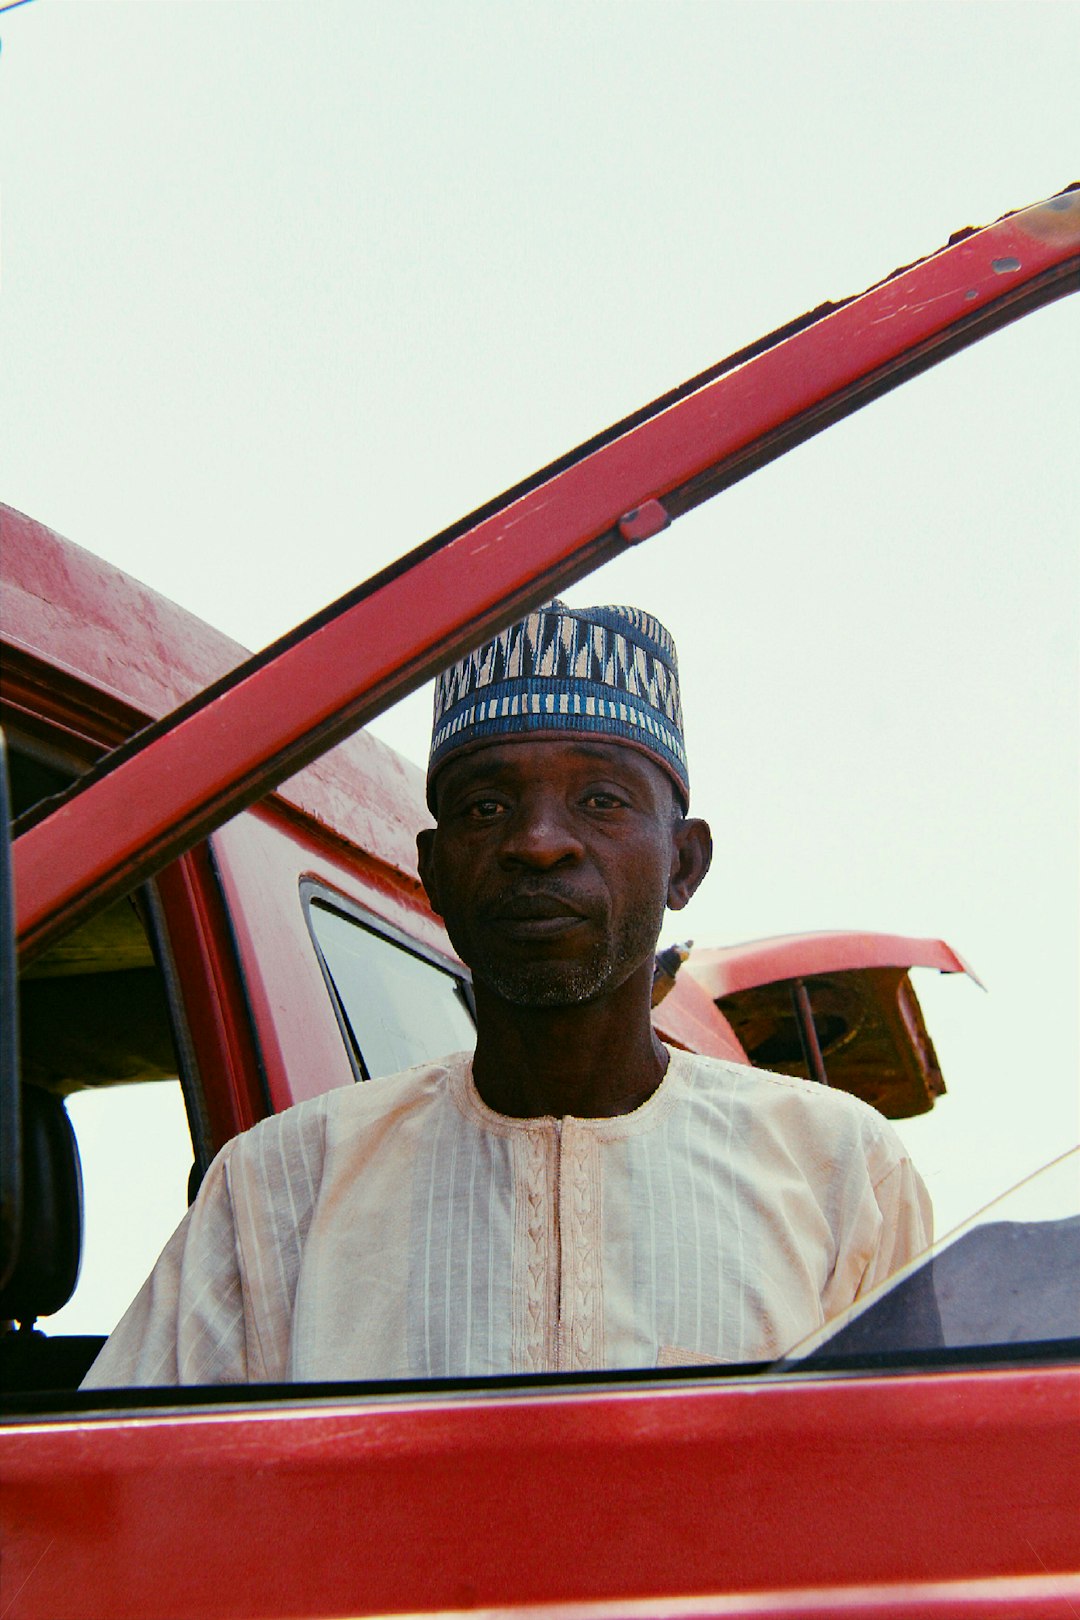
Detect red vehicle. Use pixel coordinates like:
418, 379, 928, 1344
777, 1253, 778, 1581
1, 190, 1077, 1619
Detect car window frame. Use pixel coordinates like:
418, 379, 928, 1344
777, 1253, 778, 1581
300, 877, 475, 1083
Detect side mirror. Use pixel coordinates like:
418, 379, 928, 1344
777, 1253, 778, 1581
0, 729, 22, 1290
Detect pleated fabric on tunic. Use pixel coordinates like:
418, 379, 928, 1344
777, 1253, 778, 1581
82, 1048, 931, 1387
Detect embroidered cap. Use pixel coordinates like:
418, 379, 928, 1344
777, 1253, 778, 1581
427, 601, 689, 810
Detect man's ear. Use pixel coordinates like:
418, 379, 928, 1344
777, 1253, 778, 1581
416, 828, 443, 917
667, 818, 712, 912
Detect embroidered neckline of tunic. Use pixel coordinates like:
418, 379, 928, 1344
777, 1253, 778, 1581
448, 1045, 690, 1140
448, 1049, 685, 1373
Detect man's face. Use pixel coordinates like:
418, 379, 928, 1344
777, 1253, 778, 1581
417, 739, 710, 1009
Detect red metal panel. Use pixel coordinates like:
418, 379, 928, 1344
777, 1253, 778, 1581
0, 507, 250, 720
687, 932, 980, 999
154, 849, 269, 1148
410, 1579, 1080, 1620
361, 1576, 1080, 1619
1, 505, 433, 888
208, 807, 451, 1113
1, 1366, 1077, 1619
13, 194, 1080, 962
653, 966, 749, 1062
0, 643, 147, 765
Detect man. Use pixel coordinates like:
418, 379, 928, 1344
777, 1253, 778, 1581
84, 601, 930, 1386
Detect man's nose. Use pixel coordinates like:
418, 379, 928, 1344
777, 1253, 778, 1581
499, 797, 584, 868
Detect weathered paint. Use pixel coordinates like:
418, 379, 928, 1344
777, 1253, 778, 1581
1, 504, 430, 891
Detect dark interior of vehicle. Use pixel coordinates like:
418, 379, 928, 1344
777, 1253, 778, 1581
2, 739, 185, 1393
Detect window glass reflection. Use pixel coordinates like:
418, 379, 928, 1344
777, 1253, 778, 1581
787, 1149, 1080, 1362
308, 901, 475, 1080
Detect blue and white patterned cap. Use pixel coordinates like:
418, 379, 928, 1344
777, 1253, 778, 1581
427, 602, 689, 809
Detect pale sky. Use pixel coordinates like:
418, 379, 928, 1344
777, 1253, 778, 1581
2, 2, 1077, 1328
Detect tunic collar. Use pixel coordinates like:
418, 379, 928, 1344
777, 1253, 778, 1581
448, 1044, 691, 1140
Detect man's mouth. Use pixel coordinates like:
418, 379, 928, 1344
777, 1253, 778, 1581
490, 892, 589, 939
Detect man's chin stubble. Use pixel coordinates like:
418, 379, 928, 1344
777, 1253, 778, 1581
478, 958, 616, 1009
473, 932, 654, 1010
464, 897, 668, 1011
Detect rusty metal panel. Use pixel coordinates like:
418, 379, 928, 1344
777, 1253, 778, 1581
717, 966, 945, 1118
687, 931, 981, 1116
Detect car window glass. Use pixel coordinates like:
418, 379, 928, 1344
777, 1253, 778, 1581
785, 1149, 1080, 1365
7, 739, 200, 1349
45, 1079, 192, 1337
307, 899, 475, 1080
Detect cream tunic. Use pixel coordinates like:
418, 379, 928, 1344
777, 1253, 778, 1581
83, 1049, 931, 1386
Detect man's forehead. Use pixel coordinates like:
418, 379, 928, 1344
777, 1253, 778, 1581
435, 737, 672, 796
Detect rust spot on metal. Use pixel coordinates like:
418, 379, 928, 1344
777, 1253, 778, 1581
991, 256, 1022, 275
1012, 188, 1080, 248
618, 499, 669, 544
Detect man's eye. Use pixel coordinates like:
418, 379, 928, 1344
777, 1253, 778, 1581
466, 798, 506, 820
582, 791, 626, 811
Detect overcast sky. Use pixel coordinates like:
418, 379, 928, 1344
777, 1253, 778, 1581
2, 2, 1077, 1284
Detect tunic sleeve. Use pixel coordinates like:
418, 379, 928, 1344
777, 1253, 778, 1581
818, 1108, 935, 1328
82, 1094, 330, 1388
81, 1145, 250, 1388
855, 1152, 934, 1298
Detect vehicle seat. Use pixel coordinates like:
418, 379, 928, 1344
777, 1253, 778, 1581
0, 1085, 105, 1391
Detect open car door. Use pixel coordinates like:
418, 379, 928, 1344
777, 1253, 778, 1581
14, 188, 1080, 966
3, 190, 1078, 1620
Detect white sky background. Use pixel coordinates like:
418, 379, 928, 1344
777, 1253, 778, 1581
2, 0, 1078, 1302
